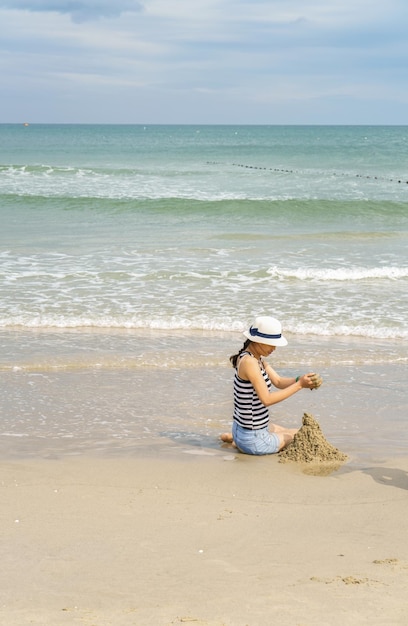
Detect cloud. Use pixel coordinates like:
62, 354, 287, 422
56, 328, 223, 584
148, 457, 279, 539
0, 0, 407, 123
0, 0, 143, 22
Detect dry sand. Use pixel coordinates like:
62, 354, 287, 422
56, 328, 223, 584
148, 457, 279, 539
1, 454, 408, 626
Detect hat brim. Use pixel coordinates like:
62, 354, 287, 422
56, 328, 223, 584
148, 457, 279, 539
243, 330, 288, 347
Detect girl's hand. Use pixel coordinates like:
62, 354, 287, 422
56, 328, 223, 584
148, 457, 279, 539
310, 372, 323, 389
300, 372, 323, 390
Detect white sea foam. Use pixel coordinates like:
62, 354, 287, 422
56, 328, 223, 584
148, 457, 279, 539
0, 312, 406, 340
267, 266, 408, 281
2, 160, 408, 202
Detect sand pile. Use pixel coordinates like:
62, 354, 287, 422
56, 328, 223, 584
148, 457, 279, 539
279, 412, 348, 466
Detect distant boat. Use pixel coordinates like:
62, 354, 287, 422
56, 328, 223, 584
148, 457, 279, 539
23, 122, 29, 126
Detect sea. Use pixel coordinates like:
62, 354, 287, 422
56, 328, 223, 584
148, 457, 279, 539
0, 124, 407, 464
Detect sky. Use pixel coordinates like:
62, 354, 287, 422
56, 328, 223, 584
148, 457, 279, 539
1, 0, 408, 124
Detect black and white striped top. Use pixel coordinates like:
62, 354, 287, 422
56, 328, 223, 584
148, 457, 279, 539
233, 351, 271, 430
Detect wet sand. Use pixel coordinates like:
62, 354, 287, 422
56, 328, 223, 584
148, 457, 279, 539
0, 358, 406, 463
1, 454, 408, 626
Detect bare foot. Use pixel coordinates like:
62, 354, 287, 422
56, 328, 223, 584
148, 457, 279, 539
220, 432, 234, 444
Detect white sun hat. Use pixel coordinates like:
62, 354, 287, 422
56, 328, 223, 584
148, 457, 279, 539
243, 316, 288, 347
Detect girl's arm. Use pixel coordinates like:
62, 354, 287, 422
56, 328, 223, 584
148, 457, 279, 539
240, 356, 318, 407
262, 360, 298, 389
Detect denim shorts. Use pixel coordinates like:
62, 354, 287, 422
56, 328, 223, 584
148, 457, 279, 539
232, 422, 280, 455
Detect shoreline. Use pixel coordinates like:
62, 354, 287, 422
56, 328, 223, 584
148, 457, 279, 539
1, 454, 408, 626
1, 326, 406, 465
1, 358, 406, 464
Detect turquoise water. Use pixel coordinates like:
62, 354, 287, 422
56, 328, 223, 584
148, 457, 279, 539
1, 124, 407, 341
0, 125, 407, 460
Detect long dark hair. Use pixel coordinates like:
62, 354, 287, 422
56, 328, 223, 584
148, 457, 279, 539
229, 339, 251, 368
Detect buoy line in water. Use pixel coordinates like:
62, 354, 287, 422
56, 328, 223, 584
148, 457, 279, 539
206, 161, 408, 185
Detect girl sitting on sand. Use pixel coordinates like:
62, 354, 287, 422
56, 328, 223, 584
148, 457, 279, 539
221, 316, 322, 455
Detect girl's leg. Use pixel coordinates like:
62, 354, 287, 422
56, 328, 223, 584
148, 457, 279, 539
270, 423, 298, 436
275, 429, 297, 451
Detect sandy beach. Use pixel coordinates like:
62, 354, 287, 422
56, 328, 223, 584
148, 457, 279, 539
1, 453, 408, 626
